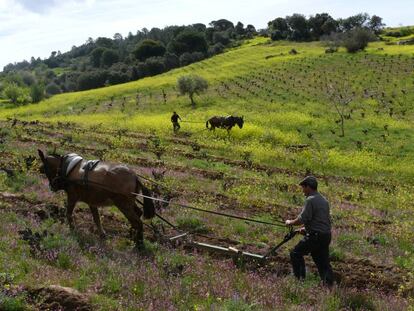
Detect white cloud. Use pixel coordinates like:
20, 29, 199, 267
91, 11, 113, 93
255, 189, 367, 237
11, 0, 95, 13
14, 0, 59, 13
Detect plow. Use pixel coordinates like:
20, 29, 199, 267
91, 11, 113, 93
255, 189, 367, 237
132, 192, 298, 265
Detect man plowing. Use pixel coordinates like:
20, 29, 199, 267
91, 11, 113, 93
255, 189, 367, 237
285, 176, 334, 286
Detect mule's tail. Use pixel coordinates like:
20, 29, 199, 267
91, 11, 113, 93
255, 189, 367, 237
206, 120, 209, 129
135, 176, 155, 219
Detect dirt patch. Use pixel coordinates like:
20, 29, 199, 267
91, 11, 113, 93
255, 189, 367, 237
0, 192, 64, 222
166, 228, 410, 294
29, 285, 92, 311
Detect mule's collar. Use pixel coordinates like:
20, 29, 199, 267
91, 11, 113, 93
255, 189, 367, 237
62, 153, 83, 177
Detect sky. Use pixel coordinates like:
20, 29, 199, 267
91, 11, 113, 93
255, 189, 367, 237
0, 0, 413, 69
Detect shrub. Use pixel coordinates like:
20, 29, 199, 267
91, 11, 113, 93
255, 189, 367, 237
176, 216, 209, 233
74, 273, 92, 292
325, 47, 338, 53
213, 31, 231, 45
340, 291, 376, 311
330, 247, 345, 261
0, 295, 27, 311
30, 83, 44, 103
132, 63, 147, 80
385, 31, 402, 37
0, 81, 5, 94
207, 42, 225, 56
222, 298, 254, 311
144, 57, 166, 76
102, 275, 122, 295
191, 51, 205, 62
163, 52, 180, 70
343, 28, 375, 53
321, 32, 344, 49
101, 49, 119, 67
179, 52, 205, 66
77, 70, 108, 90
107, 71, 130, 85
386, 27, 414, 38
45, 82, 61, 95
56, 252, 73, 269
400, 27, 414, 36
21, 72, 36, 86
133, 39, 166, 61
64, 81, 77, 92
90, 47, 106, 67
271, 30, 286, 40
168, 30, 208, 55
3, 83, 23, 104
179, 52, 193, 66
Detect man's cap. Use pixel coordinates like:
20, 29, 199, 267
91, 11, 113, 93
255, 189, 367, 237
299, 175, 318, 189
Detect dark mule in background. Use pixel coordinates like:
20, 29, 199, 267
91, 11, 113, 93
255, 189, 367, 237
206, 115, 244, 133
37, 150, 155, 247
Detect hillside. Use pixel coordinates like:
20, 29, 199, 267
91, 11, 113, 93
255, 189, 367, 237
0, 20, 254, 94
2, 37, 414, 179
0, 38, 413, 309
0, 13, 389, 102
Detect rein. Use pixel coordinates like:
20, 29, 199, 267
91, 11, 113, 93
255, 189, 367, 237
42, 159, 286, 229
132, 192, 286, 228
180, 120, 206, 124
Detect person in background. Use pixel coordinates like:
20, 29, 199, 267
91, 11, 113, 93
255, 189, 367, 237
171, 111, 181, 133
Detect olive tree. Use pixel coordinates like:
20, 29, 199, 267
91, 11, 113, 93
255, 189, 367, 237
343, 28, 375, 53
4, 83, 23, 104
177, 75, 208, 108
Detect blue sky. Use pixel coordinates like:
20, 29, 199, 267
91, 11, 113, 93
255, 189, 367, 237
0, 0, 412, 69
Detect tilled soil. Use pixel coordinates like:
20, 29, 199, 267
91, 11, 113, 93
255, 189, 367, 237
1, 119, 391, 188
1, 192, 411, 296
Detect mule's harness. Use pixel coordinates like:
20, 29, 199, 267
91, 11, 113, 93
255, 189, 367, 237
46, 153, 99, 192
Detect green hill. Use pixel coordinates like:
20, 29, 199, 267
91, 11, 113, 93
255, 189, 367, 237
2, 37, 414, 180
0, 38, 413, 310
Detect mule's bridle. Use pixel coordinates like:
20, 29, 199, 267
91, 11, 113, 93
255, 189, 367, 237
42, 155, 66, 192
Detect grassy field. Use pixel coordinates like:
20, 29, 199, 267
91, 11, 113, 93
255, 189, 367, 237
382, 26, 414, 43
0, 37, 413, 310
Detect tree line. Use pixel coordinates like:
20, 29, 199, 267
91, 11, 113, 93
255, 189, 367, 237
267, 13, 384, 41
0, 19, 256, 105
0, 13, 387, 105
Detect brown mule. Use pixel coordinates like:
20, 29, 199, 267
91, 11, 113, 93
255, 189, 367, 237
37, 150, 155, 247
206, 115, 244, 134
